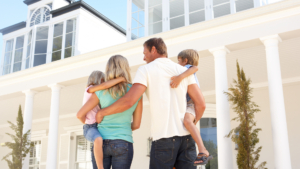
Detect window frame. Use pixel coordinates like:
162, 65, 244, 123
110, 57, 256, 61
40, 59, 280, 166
29, 140, 42, 169
29, 6, 52, 27
75, 135, 93, 169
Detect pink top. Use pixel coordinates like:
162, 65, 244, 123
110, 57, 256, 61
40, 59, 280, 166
82, 86, 100, 124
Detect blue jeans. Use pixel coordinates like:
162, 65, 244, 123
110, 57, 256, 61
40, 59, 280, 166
150, 135, 197, 169
83, 123, 102, 142
91, 139, 133, 169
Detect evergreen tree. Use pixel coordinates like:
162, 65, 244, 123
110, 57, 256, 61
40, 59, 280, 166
2, 105, 33, 169
225, 61, 267, 169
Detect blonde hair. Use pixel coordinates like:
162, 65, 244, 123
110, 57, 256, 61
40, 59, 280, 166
178, 49, 199, 66
105, 55, 132, 99
87, 71, 105, 87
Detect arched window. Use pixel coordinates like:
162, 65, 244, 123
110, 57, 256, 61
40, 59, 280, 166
30, 7, 51, 27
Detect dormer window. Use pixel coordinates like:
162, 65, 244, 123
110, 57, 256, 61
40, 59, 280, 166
30, 7, 51, 27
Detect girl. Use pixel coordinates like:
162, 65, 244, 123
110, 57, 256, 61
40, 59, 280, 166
76, 70, 126, 169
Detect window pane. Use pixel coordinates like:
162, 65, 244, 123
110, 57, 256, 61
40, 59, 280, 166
65, 33, 74, 48
132, 19, 138, 29
170, 0, 184, 18
65, 47, 72, 58
13, 62, 22, 72
33, 54, 46, 67
66, 19, 76, 33
36, 26, 49, 40
236, 0, 254, 12
53, 36, 62, 51
138, 27, 145, 37
200, 118, 218, 169
3, 65, 11, 75
35, 40, 48, 54
53, 22, 64, 37
189, 0, 205, 13
4, 52, 12, 65
132, 0, 145, 39
52, 51, 61, 61
149, 0, 161, 7
149, 21, 162, 35
5, 39, 14, 52
170, 15, 185, 30
213, 0, 231, 18
16, 36, 25, 49
14, 49, 23, 63
189, 10, 205, 25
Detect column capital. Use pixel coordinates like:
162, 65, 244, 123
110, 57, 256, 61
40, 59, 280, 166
22, 89, 37, 96
260, 34, 282, 46
48, 84, 64, 91
209, 46, 230, 55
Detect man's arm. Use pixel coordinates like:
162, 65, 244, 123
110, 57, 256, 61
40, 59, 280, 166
96, 83, 146, 123
187, 84, 206, 124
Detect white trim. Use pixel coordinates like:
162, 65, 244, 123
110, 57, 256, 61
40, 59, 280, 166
205, 0, 213, 20
64, 125, 83, 135
61, 20, 67, 59
46, 24, 53, 64
0, 40, 6, 75
22, 33, 29, 70
31, 130, 47, 141
127, 0, 132, 41
74, 15, 81, 56
184, 0, 189, 26
144, 0, 149, 37
230, 0, 237, 14
163, 0, 170, 32
10, 37, 17, 74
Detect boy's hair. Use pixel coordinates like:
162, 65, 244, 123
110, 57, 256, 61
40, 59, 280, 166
143, 38, 168, 57
178, 49, 199, 66
87, 71, 105, 87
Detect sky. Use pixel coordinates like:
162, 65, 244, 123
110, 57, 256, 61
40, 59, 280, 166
0, 0, 281, 67
0, 0, 127, 66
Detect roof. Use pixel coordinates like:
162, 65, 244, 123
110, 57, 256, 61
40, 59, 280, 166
0, 22, 27, 35
51, 0, 126, 35
23, 0, 41, 5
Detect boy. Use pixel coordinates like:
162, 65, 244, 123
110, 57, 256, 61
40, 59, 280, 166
170, 49, 213, 166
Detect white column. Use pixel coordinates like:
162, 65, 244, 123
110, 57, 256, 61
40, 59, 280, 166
260, 35, 292, 169
46, 84, 63, 169
22, 90, 37, 169
209, 46, 234, 169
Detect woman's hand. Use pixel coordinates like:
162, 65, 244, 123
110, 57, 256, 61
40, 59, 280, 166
96, 110, 104, 123
170, 75, 183, 88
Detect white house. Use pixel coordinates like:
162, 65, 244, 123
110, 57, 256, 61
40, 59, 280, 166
0, 0, 299, 169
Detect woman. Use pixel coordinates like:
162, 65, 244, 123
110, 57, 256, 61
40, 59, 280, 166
77, 55, 143, 169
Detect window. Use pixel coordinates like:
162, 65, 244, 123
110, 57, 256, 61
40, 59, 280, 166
76, 136, 93, 169
200, 118, 218, 169
30, 7, 51, 27
64, 19, 76, 58
33, 26, 49, 67
52, 22, 63, 61
132, 0, 145, 40
189, 0, 205, 25
13, 36, 25, 72
213, 0, 231, 18
2, 39, 14, 75
148, 0, 163, 35
169, 0, 185, 30
29, 140, 42, 169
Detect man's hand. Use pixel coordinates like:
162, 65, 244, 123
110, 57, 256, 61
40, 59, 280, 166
170, 75, 183, 88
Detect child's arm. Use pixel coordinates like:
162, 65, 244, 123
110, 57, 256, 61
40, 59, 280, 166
87, 77, 126, 93
131, 96, 143, 131
170, 66, 198, 88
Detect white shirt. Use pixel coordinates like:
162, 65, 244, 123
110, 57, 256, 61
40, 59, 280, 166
133, 58, 196, 141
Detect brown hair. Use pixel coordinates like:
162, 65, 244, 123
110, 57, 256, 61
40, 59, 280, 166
143, 38, 168, 57
178, 49, 199, 66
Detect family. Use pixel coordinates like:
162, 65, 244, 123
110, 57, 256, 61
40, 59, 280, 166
76, 38, 213, 169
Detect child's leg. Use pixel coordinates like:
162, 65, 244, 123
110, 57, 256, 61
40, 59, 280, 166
183, 113, 209, 163
94, 137, 104, 169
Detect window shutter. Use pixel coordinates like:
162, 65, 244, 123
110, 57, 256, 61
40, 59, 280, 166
59, 134, 71, 169
39, 137, 48, 168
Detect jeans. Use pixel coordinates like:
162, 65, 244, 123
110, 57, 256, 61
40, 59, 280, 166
150, 135, 197, 169
91, 139, 133, 169
83, 123, 102, 142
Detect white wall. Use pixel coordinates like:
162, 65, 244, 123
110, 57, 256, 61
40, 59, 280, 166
76, 9, 126, 55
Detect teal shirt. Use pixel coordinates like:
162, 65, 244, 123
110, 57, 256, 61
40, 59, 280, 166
95, 84, 139, 143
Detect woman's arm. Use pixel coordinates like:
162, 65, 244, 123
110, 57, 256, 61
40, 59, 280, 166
170, 66, 198, 88
76, 93, 100, 124
131, 96, 143, 131
87, 77, 126, 93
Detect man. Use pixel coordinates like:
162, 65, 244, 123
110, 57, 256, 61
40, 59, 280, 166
96, 38, 206, 169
